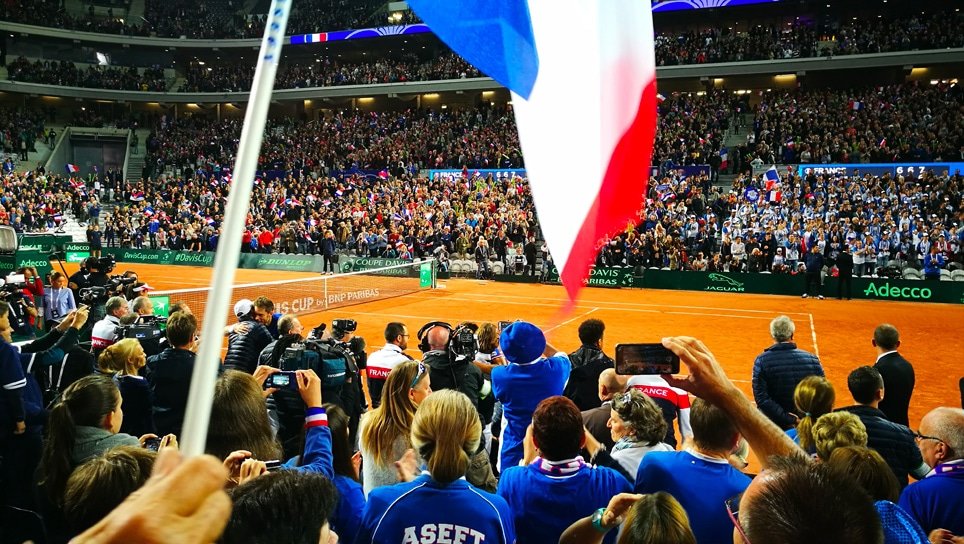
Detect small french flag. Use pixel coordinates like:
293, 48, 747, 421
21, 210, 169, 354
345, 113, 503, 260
878, 138, 887, 148
304, 407, 329, 429
66, 163, 80, 173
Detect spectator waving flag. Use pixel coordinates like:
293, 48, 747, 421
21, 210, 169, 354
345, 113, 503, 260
764, 166, 780, 189
65, 163, 80, 174
408, 0, 658, 301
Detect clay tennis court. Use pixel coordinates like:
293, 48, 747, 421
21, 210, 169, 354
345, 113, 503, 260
65, 260, 962, 434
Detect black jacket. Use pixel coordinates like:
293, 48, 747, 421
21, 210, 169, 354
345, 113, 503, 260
147, 347, 196, 437
223, 318, 273, 375
752, 342, 824, 428
874, 352, 915, 427
837, 252, 854, 275
424, 350, 482, 411
838, 404, 925, 488
564, 345, 614, 411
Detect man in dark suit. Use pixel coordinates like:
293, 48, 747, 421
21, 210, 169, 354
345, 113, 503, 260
581, 368, 627, 451
873, 324, 915, 427
836, 245, 854, 300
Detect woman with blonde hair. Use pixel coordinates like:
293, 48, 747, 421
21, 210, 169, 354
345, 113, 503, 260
560, 492, 696, 544
98, 338, 153, 436
358, 360, 430, 496
788, 375, 835, 454
357, 390, 515, 543
812, 411, 868, 460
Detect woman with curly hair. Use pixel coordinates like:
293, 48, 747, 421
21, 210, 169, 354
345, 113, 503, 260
585, 389, 672, 480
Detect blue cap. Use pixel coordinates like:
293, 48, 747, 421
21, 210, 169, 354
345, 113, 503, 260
499, 321, 546, 364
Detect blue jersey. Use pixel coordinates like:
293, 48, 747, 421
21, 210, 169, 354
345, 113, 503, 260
491, 354, 570, 469
357, 474, 515, 544
498, 457, 631, 544
332, 474, 365, 544
635, 451, 751, 544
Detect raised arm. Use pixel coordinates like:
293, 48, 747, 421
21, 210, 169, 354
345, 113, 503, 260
661, 337, 805, 468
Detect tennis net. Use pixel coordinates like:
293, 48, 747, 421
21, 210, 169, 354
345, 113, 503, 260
150, 258, 437, 325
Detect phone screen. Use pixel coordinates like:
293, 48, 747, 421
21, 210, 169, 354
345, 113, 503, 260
615, 343, 681, 375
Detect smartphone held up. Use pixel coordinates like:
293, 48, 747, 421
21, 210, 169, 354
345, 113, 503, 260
615, 343, 680, 375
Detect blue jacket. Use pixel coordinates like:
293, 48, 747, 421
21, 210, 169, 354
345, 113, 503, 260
804, 250, 824, 273
838, 405, 926, 488
357, 474, 515, 544
752, 342, 823, 428
635, 451, 751, 544
498, 458, 630, 544
898, 462, 964, 534
491, 354, 571, 469
923, 253, 945, 277
332, 474, 365, 544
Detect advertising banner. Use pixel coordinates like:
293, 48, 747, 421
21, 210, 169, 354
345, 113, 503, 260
648, 165, 711, 179
642, 270, 963, 304
14, 250, 53, 279
503, 265, 641, 289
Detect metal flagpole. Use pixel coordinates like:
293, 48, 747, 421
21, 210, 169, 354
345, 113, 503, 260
179, 0, 292, 457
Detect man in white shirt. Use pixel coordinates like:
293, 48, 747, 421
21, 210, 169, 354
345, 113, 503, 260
365, 322, 411, 408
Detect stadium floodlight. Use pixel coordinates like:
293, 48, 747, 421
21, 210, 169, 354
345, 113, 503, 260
179, 0, 291, 458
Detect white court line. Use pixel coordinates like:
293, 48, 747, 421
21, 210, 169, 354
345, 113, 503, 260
809, 313, 820, 358
407, 289, 811, 316
544, 308, 599, 334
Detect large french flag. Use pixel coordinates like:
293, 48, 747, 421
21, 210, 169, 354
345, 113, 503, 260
407, 0, 657, 300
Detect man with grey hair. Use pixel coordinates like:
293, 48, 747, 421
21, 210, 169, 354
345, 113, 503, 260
91, 295, 130, 353
752, 315, 824, 429
899, 407, 964, 535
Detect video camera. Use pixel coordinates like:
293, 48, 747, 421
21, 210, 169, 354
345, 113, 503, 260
119, 314, 167, 342
0, 273, 27, 303
85, 255, 116, 273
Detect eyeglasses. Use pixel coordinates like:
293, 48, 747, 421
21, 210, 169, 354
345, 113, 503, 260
726, 492, 751, 544
914, 430, 946, 445
410, 361, 427, 389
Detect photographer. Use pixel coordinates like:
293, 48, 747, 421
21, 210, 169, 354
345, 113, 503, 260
91, 296, 130, 355
4, 281, 40, 342
128, 295, 163, 358
258, 314, 321, 459
323, 319, 367, 447
422, 322, 496, 492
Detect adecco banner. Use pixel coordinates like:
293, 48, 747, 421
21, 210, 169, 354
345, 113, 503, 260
14, 250, 53, 279
642, 270, 964, 304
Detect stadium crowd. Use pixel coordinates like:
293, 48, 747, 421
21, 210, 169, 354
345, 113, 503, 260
1, 290, 962, 544
182, 52, 480, 93
0, 169, 92, 233
655, 10, 963, 66
6, 57, 168, 92
744, 82, 963, 166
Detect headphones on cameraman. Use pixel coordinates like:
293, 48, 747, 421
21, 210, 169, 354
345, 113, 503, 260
417, 321, 452, 353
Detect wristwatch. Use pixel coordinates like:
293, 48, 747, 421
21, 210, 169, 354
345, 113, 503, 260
591, 508, 609, 533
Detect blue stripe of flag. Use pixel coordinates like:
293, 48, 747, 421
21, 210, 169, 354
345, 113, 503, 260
407, 0, 539, 99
